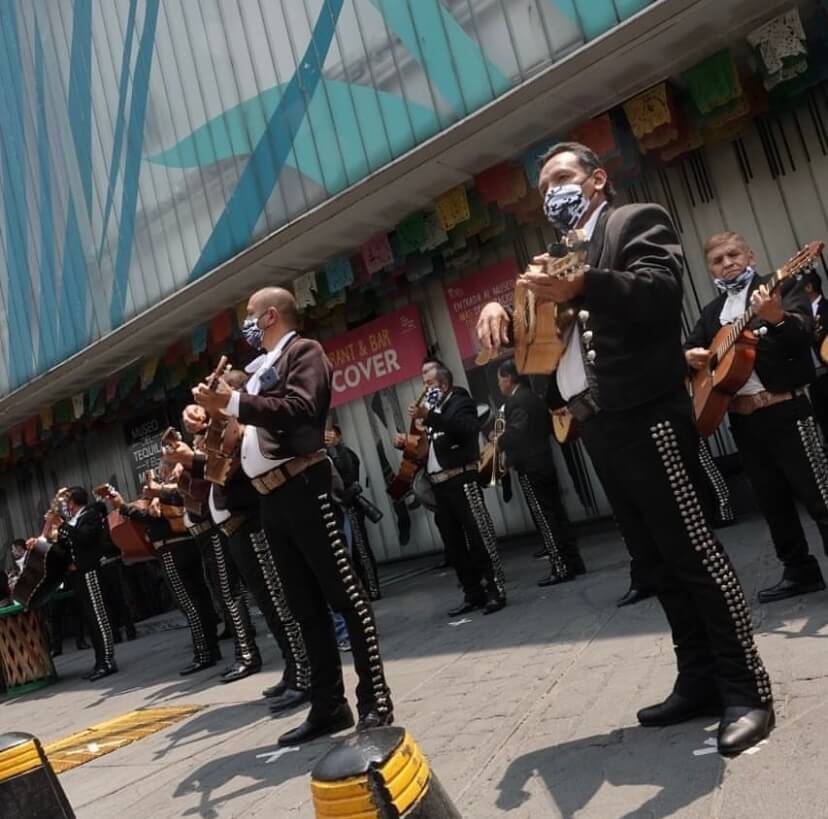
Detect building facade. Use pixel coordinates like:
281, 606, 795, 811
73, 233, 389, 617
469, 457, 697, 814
2, 0, 826, 561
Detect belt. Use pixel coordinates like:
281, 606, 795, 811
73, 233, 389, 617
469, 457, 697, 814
567, 388, 600, 423
251, 450, 328, 495
729, 388, 804, 416
154, 535, 191, 549
429, 463, 479, 485
219, 514, 246, 538
187, 520, 213, 538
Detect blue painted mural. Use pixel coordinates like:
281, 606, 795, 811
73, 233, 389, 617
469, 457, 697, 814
0, 0, 654, 396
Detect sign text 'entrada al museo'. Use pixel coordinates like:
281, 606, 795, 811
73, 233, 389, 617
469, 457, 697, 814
323, 305, 427, 408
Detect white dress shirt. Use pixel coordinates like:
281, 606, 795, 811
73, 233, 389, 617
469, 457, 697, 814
812, 296, 823, 369
426, 390, 452, 474
227, 330, 296, 478
719, 278, 765, 396
556, 202, 608, 401
208, 485, 231, 525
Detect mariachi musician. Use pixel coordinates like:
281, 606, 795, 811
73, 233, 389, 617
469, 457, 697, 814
174, 391, 312, 715
43, 487, 117, 681
108, 479, 220, 676
159, 421, 261, 685
476, 142, 773, 755
395, 358, 506, 617
685, 232, 826, 604
194, 286, 393, 746
495, 359, 584, 586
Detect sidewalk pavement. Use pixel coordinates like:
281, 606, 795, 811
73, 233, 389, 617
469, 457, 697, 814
3, 513, 828, 818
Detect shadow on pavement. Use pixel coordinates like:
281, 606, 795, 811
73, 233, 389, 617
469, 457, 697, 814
152, 702, 269, 760
173, 740, 324, 819
494, 723, 721, 819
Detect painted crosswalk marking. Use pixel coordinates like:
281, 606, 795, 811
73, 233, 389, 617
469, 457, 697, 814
44, 705, 205, 773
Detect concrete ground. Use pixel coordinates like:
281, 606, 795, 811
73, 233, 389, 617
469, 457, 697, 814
4, 514, 828, 818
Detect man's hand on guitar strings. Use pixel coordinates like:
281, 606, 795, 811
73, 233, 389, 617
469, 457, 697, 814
476, 302, 511, 350
685, 347, 713, 371
193, 377, 231, 414
750, 284, 785, 325
182, 404, 208, 434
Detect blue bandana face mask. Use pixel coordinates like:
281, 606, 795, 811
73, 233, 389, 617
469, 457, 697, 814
543, 183, 590, 233
242, 316, 265, 350
714, 266, 755, 294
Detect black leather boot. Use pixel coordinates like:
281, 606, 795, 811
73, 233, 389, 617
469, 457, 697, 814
278, 703, 354, 746
718, 705, 774, 755
447, 595, 485, 617
637, 691, 721, 727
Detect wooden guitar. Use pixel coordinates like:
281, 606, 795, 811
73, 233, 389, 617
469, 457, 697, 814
550, 409, 579, 444
690, 241, 824, 436
94, 485, 157, 564
476, 231, 590, 374
201, 356, 243, 485
388, 387, 429, 500
11, 539, 70, 610
12, 490, 71, 609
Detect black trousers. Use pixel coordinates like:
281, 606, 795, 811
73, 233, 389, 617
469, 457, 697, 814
627, 434, 734, 589
49, 585, 85, 650
259, 460, 392, 720
810, 371, 828, 441
729, 395, 827, 581
432, 472, 505, 600
517, 463, 579, 575
195, 528, 259, 666
226, 517, 311, 691
581, 389, 771, 707
69, 569, 115, 669
157, 539, 218, 664
345, 507, 381, 600
98, 559, 136, 638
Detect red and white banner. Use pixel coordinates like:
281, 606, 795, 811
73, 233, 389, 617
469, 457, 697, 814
324, 305, 427, 408
444, 259, 519, 361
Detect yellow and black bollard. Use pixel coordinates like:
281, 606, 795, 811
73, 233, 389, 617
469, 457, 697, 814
0, 732, 76, 818
311, 726, 462, 818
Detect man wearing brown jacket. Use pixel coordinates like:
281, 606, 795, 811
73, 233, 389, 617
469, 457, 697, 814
194, 287, 393, 746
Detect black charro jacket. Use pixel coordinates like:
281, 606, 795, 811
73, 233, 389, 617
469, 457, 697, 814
498, 384, 554, 473
545, 204, 687, 412
425, 387, 480, 471
57, 506, 104, 573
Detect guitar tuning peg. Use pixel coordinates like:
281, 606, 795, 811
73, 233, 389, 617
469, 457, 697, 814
756, 326, 769, 337
582, 330, 594, 344
578, 309, 590, 322
586, 349, 597, 363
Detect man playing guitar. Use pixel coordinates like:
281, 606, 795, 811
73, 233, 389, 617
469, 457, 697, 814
394, 359, 506, 616
476, 142, 773, 755
685, 232, 826, 604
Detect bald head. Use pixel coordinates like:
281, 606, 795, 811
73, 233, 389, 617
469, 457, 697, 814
245, 287, 300, 351
249, 287, 299, 325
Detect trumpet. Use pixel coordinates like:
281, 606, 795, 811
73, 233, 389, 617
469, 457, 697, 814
487, 407, 508, 487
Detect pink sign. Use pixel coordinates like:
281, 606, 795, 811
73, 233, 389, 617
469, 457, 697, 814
324, 305, 427, 408
444, 260, 519, 360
